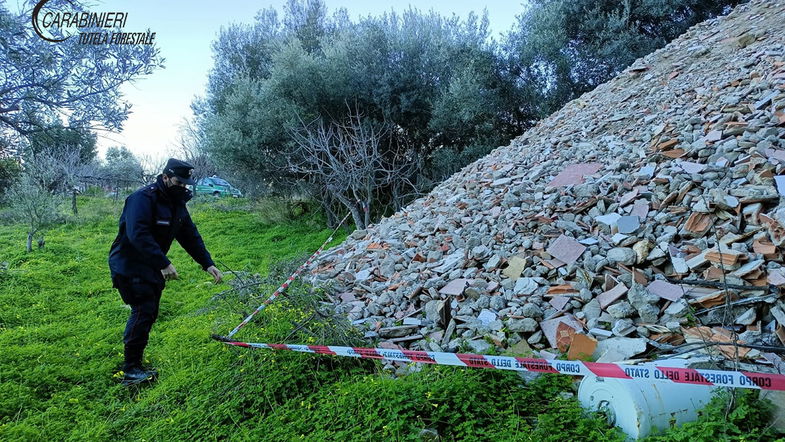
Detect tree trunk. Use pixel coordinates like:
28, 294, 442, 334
391, 184, 401, 212
334, 193, 365, 230
349, 204, 364, 230
362, 199, 371, 229
71, 189, 78, 215
320, 199, 338, 228
26, 231, 33, 252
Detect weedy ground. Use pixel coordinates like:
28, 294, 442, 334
0, 196, 777, 440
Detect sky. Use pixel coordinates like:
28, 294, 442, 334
78, 1, 527, 159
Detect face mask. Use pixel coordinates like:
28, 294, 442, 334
165, 183, 190, 201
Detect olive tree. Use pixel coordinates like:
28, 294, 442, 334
0, 1, 162, 150
504, 0, 743, 115
199, 1, 518, 219
101, 146, 145, 195
5, 173, 60, 252
5, 146, 81, 251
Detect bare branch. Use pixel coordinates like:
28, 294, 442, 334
286, 106, 416, 229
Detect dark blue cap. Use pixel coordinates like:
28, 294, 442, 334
163, 158, 195, 185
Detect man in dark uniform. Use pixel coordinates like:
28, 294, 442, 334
109, 158, 223, 385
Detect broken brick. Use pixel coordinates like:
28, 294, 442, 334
547, 163, 604, 187
546, 235, 587, 266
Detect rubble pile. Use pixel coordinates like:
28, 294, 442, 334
308, 0, 785, 366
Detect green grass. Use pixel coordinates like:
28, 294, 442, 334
0, 196, 777, 440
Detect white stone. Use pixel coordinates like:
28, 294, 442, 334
611, 233, 629, 245
477, 309, 497, 326
514, 277, 539, 296
593, 337, 647, 362
355, 269, 372, 281
595, 213, 622, 226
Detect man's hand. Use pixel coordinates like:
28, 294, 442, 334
206, 265, 223, 283
161, 264, 179, 281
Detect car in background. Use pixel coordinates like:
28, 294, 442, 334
193, 176, 243, 197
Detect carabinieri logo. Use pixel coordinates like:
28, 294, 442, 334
31, 0, 156, 45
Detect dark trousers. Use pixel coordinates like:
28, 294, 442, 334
114, 276, 164, 370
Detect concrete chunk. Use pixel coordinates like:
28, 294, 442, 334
593, 337, 647, 362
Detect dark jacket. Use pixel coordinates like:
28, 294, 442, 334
109, 175, 214, 285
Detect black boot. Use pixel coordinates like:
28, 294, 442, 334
124, 344, 144, 371
121, 366, 157, 386
141, 365, 159, 377
122, 344, 157, 385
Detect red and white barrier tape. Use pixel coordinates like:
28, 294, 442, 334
226, 211, 352, 338
214, 338, 785, 391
